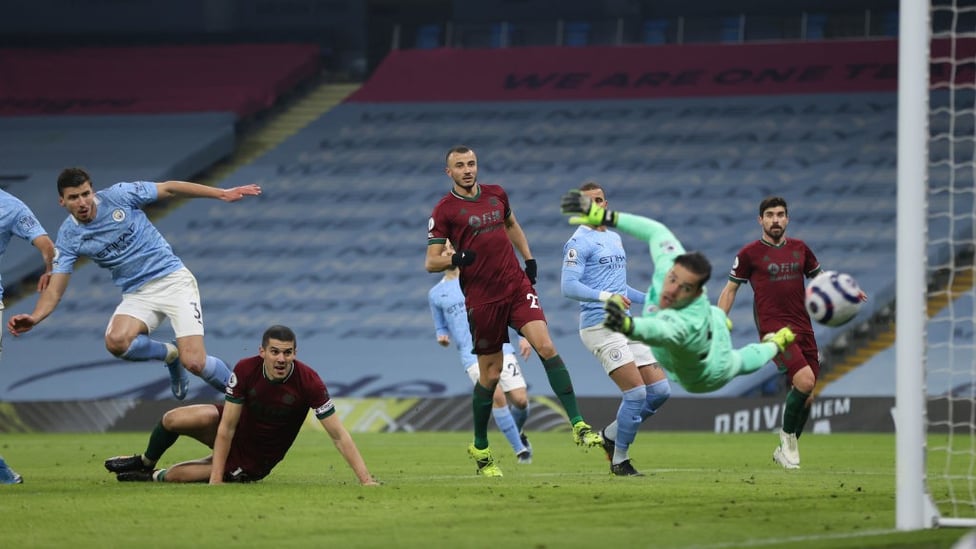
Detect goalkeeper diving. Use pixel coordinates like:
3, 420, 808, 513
559, 190, 795, 394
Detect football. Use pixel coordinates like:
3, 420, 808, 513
804, 270, 863, 327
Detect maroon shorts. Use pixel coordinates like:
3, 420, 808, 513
772, 331, 820, 382
468, 279, 547, 355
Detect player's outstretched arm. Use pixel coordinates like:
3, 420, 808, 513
320, 414, 379, 486
156, 181, 262, 202
7, 273, 70, 336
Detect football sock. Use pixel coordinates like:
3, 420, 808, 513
795, 402, 812, 439
200, 356, 231, 392
782, 388, 810, 435
492, 407, 526, 453
603, 421, 619, 441
153, 469, 166, 482
120, 334, 168, 361
541, 355, 583, 424
613, 386, 646, 465
509, 402, 529, 433
144, 421, 179, 463
641, 379, 672, 420
472, 383, 494, 449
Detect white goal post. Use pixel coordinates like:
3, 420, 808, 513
897, 0, 976, 530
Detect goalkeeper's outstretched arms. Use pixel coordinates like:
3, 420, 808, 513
559, 189, 678, 249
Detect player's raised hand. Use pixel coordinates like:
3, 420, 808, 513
603, 295, 633, 335
220, 184, 262, 202
560, 190, 617, 226
7, 313, 38, 336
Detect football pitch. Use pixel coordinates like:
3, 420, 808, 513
0, 431, 967, 548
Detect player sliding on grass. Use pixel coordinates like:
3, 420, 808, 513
559, 189, 795, 394
104, 324, 378, 485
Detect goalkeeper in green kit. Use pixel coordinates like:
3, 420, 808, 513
559, 190, 795, 394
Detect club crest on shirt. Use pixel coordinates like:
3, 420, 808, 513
227, 373, 238, 388
112, 209, 126, 222
659, 240, 677, 254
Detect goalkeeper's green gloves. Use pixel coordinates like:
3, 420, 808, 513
560, 190, 618, 227
603, 295, 633, 335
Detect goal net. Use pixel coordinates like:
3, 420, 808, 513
897, 0, 976, 530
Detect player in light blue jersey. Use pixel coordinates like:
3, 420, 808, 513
0, 189, 55, 485
429, 240, 533, 463
559, 189, 796, 396
561, 182, 670, 477
7, 168, 261, 401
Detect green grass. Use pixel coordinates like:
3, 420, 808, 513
0, 431, 967, 548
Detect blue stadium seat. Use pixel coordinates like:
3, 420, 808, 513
415, 24, 442, 49
564, 21, 591, 46
805, 13, 827, 40
642, 18, 670, 44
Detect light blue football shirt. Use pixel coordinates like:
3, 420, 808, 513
428, 276, 516, 370
561, 225, 646, 330
52, 182, 183, 293
0, 190, 49, 300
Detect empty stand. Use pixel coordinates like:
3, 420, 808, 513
0, 44, 321, 117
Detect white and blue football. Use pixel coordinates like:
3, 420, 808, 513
805, 270, 863, 327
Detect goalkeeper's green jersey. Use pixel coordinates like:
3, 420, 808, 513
614, 213, 775, 393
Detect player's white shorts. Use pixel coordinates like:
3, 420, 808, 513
112, 268, 205, 338
465, 353, 527, 392
580, 324, 657, 375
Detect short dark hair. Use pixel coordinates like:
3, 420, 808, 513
579, 181, 603, 193
262, 325, 296, 347
759, 196, 788, 217
57, 168, 91, 196
674, 251, 712, 288
445, 145, 473, 163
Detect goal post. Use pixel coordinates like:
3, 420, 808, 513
895, 0, 933, 531
897, 0, 976, 530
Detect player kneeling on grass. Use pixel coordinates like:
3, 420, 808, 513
104, 324, 378, 485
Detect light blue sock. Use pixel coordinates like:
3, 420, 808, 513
509, 402, 529, 433
640, 379, 672, 420
492, 407, 527, 454
613, 385, 647, 464
199, 356, 231, 392
120, 335, 168, 361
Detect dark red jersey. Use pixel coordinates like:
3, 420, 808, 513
428, 183, 528, 306
223, 356, 335, 475
728, 238, 821, 336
